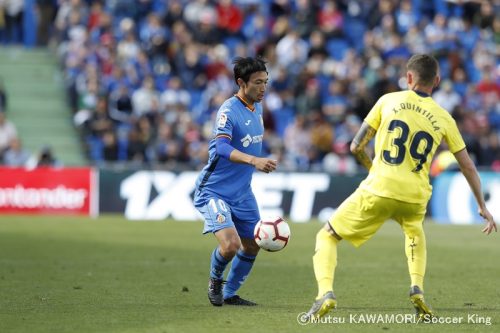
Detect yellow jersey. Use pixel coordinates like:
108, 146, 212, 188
360, 90, 466, 204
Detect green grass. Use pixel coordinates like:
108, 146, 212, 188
0, 216, 498, 333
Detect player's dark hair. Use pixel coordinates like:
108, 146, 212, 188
406, 54, 439, 87
232, 57, 267, 85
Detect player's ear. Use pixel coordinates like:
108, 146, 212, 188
236, 78, 245, 89
433, 75, 441, 89
406, 71, 413, 87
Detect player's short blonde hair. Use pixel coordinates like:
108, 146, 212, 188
406, 54, 439, 87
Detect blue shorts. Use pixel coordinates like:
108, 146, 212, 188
197, 194, 260, 239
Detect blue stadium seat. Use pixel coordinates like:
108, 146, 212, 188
273, 106, 295, 137
326, 38, 349, 61
438, 57, 450, 80
223, 37, 244, 58
465, 61, 480, 83
343, 18, 366, 51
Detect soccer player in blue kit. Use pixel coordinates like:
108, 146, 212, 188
193, 57, 278, 306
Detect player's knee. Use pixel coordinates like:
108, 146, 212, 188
219, 238, 241, 258
323, 223, 342, 241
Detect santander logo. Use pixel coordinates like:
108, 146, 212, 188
0, 185, 88, 209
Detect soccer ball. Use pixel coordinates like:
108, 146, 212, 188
254, 217, 290, 252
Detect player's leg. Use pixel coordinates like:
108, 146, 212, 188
223, 237, 259, 305
307, 189, 391, 319
198, 197, 239, 306
313, 222, 341, 300
223, 195, 260, 305
394, 201, 433, 318
395, 203, 427, 291
213, 227, 241, 277
306, 222, 340, 319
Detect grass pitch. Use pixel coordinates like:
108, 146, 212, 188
0, 215, 498, 333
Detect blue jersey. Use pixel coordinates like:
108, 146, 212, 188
194, 96, 264, 206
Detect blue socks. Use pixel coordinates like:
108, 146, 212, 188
210, 247, 230, 279
223, 250, 257, 299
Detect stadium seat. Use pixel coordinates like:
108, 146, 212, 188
343, 18, 366, 51
273, 106, 295, 137
326, 38, 349, 61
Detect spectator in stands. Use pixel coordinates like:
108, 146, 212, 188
294, 0, 317, 38
87, 97, 113, 139
109, 84, 133, 126
0, 78, 7, 112
275, 30, 308, 70
295, 78, 322, 117
131, 76, 160, 117
309, 112, 333, 159
3, 137, 30, 166
317, 0, 344, 38
395, 0, 417, 35
35, 0, 57, 46
322, 142, 357, 175
183, 0, 216, 30
48, 0, 498, 171
0, 3, 5, 43
283, 115, 312, 170
160, 76, 190, 112
216, 0, 243, 36
432, 80, 462, 113
2, 0, 23, 44
26, 145, 62, 168
0, 111, 17, 160
101, 130, 119, 162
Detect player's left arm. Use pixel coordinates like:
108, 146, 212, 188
454, 148, 497, 234
350, 121, 377, 171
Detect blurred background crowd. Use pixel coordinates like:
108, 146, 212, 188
0, 0, 499, 174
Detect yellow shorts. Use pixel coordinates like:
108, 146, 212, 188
330, 188, 427, 247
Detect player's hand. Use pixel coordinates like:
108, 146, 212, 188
253, 158, 278, 173
479, 207, 497, 235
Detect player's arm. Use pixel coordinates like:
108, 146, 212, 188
350, 121, 377, 171
453, 148, 497, 234
216, 136, 277, 173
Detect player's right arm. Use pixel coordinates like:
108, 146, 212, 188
227, 148, 277, 173
453, 148, 497, 235
350, 122, 377, 171
214, 109, 277, 173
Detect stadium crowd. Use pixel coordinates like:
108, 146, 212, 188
1, 0, 499, 173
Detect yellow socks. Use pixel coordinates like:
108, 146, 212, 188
405, 229, 426, 291
313, 228, 339, 299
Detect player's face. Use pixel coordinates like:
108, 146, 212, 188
241, 71, 268, 104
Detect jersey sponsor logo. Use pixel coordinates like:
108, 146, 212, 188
241, 134, 252, 147
241, 134, 263, 147
245, 120, 251, 125
252, 134, 263, 143
217, 113, 228, 128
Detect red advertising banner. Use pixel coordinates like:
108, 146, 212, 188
0, 167, 97, 216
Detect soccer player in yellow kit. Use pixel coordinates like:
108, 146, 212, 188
305, 54, 497, 320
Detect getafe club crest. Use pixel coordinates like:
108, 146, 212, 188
216, 213, 226, 223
